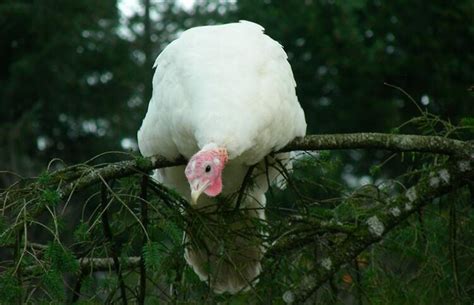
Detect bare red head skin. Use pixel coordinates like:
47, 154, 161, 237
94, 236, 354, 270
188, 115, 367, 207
184, 145, 228, 204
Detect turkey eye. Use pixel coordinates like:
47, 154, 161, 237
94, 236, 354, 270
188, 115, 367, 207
205, 165, 211, 173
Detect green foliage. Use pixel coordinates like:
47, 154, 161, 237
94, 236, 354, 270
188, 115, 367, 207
142, 241, 162, 272
0, 216, 14, 246
41, 270, 65, 302
0, 0, 141, 178
76, 300, 103, 305
44, 242, 79, 273
162, 221, 181, 242
460, 117, 474, 133
1, 148, 472, 303
317, 150, 331, 162
73, 221, 90, 243
390, 127, 400, 134
39, 189, 60, 207
369, 164, 381, 176
0, 273, 21, 304
37, 171, 53, 186
360, 201, 474, 304
460, 117, 474, 127
135, 156, 153, 169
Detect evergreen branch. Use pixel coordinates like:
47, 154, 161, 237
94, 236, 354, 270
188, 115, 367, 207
295, 157, 474, 302
22, 256, 142, 275
13, 158, 473, 300
57, 155, 186, 200
2, 133, 469, 209
1, 132, 473, 303
57, 133, 471, 201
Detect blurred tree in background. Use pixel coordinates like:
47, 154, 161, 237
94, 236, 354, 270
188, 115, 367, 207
2, 0, 472, 183
0, 0, 139, 185
0, 0, 473, 304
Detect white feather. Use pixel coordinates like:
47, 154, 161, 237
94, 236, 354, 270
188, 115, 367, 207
137, 21, 306, 294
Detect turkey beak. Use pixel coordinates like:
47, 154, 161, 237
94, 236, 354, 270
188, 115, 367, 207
190, 180, 210, 205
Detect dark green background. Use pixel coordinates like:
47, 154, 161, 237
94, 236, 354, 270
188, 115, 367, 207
1, 0, 472, 179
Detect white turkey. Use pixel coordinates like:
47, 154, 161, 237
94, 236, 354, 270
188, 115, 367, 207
137, 21, 306, 294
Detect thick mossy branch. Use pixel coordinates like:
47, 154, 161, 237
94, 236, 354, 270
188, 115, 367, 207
23, 256, 142, 274
47, 133, 474, 201
58, 155, 186, 199
281, 133, 472, 156
79, 256, 141, 272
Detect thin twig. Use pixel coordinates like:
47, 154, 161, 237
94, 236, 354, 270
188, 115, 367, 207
138, 175, 148, 305
264, 157, 274, 198
234, 164, 256, 210
15, 225, 23, 305
384, 82, 424, 114
449, 197, 461, 304
100, 183, 128, 305
354, 259, 363, 305
70, 269, 85, 304
417, 207, 427, 245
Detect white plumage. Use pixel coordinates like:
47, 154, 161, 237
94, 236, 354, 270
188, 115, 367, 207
138, 21, 306, 294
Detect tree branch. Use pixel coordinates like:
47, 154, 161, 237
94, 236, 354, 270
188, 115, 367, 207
280, 133, 472, 156
291, 157, 474, 302
79, 256, 141, 272
52, 133, 472, 201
